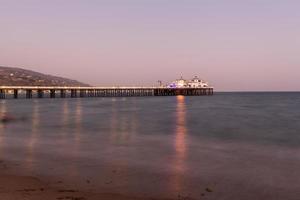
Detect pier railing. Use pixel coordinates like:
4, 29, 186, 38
0, 86, 213, 99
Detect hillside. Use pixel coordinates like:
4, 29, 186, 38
0, 66, 90, 86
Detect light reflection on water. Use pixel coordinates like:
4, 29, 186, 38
68, 99, 83, 178
74, 99, 82, 144
109, 98, 118, 143
61, 100, 69, 138
171, 95, 188, 193
0, 101, 6, 157
26, 100, 40, 171
175, 95, 187, 171
109, 98, 138, 144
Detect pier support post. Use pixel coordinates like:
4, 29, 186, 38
26, 90, 32, 99
60, 90, 66, 98
37, 90, 44, 98
96, 90, 100, 97
14, 89, 18, 99
88, 90, 93, 97
80, 90, 86, 98
0, 90, 6, 99
71, 89, 77, 98
50, 90, 56, 98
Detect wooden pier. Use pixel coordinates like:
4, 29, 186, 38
0, 86, 213, 99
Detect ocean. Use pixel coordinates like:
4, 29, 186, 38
0, 92, 300, 199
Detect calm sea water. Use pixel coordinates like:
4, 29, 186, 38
0, 93, 300, 199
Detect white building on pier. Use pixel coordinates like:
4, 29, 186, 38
167, 76, 210, 88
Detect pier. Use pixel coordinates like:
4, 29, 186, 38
0, 86, 213, 99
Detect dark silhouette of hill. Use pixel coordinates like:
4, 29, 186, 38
0, 66, 90, 86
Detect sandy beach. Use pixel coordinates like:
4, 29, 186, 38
0, 162, 165, 200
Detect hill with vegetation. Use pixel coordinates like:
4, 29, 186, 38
0, 66, 90, 86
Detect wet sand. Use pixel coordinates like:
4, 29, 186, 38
0, 163, 166, 200
0, 177, 158, 200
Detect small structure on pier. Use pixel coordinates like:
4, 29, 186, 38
167, 76, 210, 88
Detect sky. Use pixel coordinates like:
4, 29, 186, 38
0, 0, 300, 91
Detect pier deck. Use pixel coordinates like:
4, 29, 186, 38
0, 86, 213, 99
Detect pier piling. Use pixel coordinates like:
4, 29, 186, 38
60, 90, 66, 98
13, 89, 18, 99
71, 89, 77, 98
37, 90, 44, 98
50, 90, 56, 98
26, 90, 32, 99
0, 90, 5, 99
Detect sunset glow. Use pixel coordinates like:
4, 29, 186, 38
1, 0, 300, 91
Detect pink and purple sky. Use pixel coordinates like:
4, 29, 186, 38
1, 0, 299, 91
